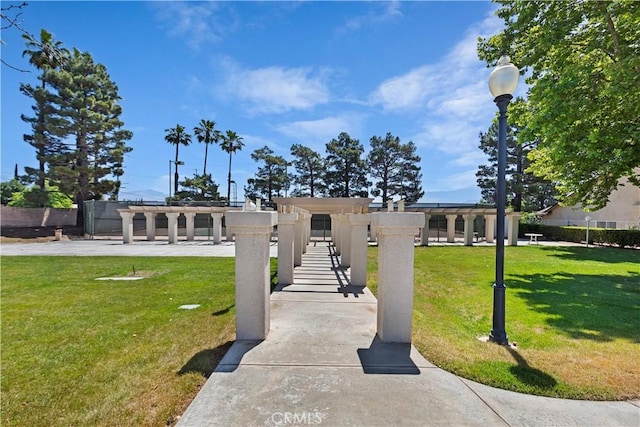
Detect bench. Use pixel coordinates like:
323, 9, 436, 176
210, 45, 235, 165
525, 233, 543, 244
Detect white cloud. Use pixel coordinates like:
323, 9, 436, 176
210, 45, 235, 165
219, 61, 331, 114
275, 114, 366, 152
339, 1, 403, 33
152, 2, 227, 50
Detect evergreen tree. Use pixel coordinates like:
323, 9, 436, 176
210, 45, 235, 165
325, 132, 370, 198
245, 146, 289, 201
368, 133, 423, 205
175, 173, 221, 201
19, 29, 68, 200
289, 143, 325, 197
45, 48, 133, 225
476, 119, 557, 212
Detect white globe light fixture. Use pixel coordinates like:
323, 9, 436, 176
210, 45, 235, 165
488, 53, 519, 346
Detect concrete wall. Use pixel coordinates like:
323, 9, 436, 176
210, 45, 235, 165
541, 176, 640, 229
0, 206, 77, 228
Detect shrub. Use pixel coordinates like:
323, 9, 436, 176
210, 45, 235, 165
519, 223, 640, 248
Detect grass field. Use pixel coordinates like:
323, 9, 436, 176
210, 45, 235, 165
368, 245, 640, 400
1, 245, 638, 426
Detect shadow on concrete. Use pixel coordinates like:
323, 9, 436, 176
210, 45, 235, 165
357, 335, 420, 375
178, 341, 234, 378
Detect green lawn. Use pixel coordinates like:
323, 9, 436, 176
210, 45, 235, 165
368, 245, 640, 400
2, 246, 638, 426
1, 257, 255, 427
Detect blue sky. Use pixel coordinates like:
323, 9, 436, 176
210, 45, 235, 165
1, 1, 521, 203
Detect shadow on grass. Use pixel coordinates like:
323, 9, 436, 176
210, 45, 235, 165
540, 246, 638, 264
507, 347, 557, 389
508, 271, 640, 342
212, 305, 234, 316
178, 341, 234, 378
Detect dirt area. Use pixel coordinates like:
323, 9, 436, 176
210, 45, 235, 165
0, 226, 85, 243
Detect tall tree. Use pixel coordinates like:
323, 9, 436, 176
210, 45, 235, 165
367, 133, 424, 205
19, 29, 68, 198
476, 119, 557, 212
165, 124, 191, 195
193, 119, 221, 176
45, 48, 132, 226
478, 1, 640, 210
245, 146, 288, 201
220, 130, 244, 205
325, 132, 370, 198
289, 143, 325, 197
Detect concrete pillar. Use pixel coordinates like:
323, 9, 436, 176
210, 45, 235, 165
446, 214, 457, 243
507, 212, 523, 246
330, 214, 337, 248
294, 215, 304, 267
211, 213, 223, 244
226, 211, 277, 340
463, 214, 476, 246
184, 212, 196, 241
348, 213, 371, 287
340, 216, 352, 268
485, 215, 496, 244
334, 214, 344, 256
166, 212, 180, 244
277, 212, 298, 286
420, 213, 431, 246
373, 212, 425, 343
302, 213, 309, 254
118, 210, 135, 244
144, 212, 156, 241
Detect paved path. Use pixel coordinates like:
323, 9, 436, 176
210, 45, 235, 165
177, 242, 639, 427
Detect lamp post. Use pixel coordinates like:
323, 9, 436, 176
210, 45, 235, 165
488, 53, 519, 345
585, 216, 591, 247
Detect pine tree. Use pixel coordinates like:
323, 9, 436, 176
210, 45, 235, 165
45, 48, 133, 225
245, 146, 289, 201
289, 143, 325, 197
368, 133, 424, 205
325, 132, 370, 198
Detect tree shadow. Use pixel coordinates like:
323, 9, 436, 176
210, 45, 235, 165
508, 271, 640, 342
539, 246, 638, 264
507, 347, 557, 389
177, 341, 234, 378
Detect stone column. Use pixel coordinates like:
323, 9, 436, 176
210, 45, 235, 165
334, 214, 344, 256
330, 214, 337, 248
144, 212, 156, 241
340, 216, 352, 268
420, 213, 431, 246
226, 211, 277, 340
118, 210, 135, 244
210, 213, 223, 244
507, 212, 523, 246
166, 212, 180, 244
302, 213, 310, 254
277, 212, 298, 286
463, 214, 476, 246
348, 213, 371, 287
373, 212, 425, 343
485, 214, 496, 243
446, 214, 457, 243
184, 212, 196, 241
294, 214, 304, 267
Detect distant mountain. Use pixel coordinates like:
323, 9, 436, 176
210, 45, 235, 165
119, 189, 166, 202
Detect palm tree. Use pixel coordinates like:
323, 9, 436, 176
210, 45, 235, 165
193, 119, 221, 176
164, 124, 191, 195
220, 130, 244, 205
22, 29, 68, 193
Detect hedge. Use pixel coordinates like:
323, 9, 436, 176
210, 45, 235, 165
519, 223, 640, 249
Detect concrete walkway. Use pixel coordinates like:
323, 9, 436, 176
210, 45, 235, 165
177, 241, 639, 427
